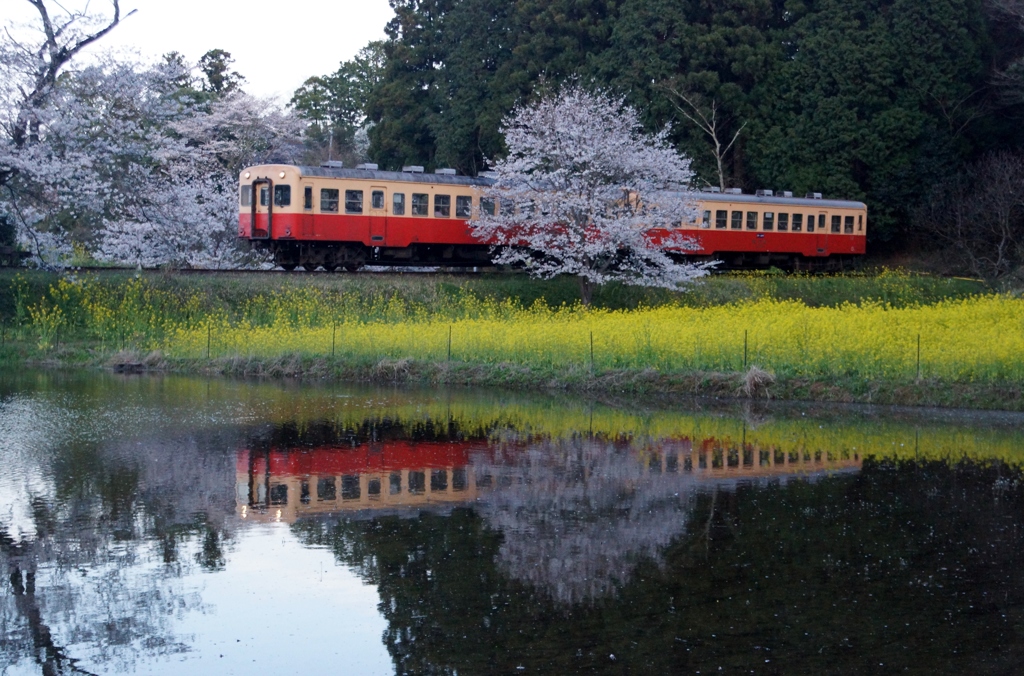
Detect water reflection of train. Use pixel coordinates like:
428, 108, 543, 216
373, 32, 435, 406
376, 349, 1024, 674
237, 434, 862, 524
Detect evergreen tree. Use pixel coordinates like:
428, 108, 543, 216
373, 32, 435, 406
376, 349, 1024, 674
749, 0, 990, 240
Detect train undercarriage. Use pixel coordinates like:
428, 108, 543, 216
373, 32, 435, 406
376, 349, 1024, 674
256, 240, 858, 273
261, 241, 493, 271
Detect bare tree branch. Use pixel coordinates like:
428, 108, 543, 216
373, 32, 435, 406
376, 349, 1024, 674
12, 0, 135, 149
661, 84, 745, 192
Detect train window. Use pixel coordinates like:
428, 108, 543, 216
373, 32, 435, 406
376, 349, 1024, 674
389, 472, 401, 494
372, 190, 385, 210
481, 197, 496, 216
368, 478, 381, 496
317, 477, 336, 501
807, 215, 815, 232
845, 215, 854, 234
763, 212, 774, 230
431, 469, 448, 492
500, 199, 514, 216
434, 195, 451, 218
274, 185, 291, 207
260, 187, 268, 206
452, 468, 468, 491
831, 215, 841, 233
858, 214, 863, 231
303, 186, 313, 210
392, 192, 405, 215
746, 212, 758, 230
341, 475, 361, 500
320, 189, 339, 213
792, 214, 803, 232
715, 210, 727, 229
345, 190, 363, 214
239, 185, 251, 207
702, 210, 711, 228
269, 484, 288, 505
408, 471, 426, 494
456, 195, 472, 218
778, 213, 789, 231
412, 193, 429, 216
731, 211, 742, 229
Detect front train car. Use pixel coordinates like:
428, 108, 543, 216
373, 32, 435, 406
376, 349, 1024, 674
238, 163, 495, 271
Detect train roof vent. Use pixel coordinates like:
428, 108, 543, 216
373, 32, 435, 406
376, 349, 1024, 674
320, 160, 344, 168
725, 188, 742, 195
435, 168, 457, 175
705, 186, 722, 193
781, 190, 794, 198
355, 163, 379, 170
402, 165, 425, 173
806, 192, 823, 199
755, 189, 773, 197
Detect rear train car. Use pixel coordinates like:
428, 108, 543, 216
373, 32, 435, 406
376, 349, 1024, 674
238, 164, 866, 270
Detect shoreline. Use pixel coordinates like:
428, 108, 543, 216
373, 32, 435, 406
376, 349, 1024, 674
16, 351, 1022, 413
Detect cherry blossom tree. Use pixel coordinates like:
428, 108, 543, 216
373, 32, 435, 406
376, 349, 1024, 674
1, 3, 303, 268
95, 90, 303, 268
471, 84, 714, 305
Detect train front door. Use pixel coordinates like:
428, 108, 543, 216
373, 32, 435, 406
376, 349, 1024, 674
250, 178, 272, 239
369, 186, 387, 244
815, 211, 829, 256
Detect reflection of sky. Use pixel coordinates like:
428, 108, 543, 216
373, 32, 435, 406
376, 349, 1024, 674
7, 524, 391, 676
0, 396, 62, 541
164, 526, 390, 676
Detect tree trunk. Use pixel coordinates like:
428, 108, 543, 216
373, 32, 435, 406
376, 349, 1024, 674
579, 276, 593, 307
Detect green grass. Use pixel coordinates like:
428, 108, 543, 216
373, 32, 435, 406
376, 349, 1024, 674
0, 267, 990, 323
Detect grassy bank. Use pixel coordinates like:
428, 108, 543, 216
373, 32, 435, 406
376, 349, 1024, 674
1, 268, 1018, 410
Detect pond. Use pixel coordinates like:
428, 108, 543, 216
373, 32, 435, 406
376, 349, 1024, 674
1, 371, 1023, 674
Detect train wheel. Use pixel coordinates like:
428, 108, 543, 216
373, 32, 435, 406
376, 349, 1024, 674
280, 264, 297, 272
343, 262, 364, 272
322, 264, 337, 272
298, 263, 317, 272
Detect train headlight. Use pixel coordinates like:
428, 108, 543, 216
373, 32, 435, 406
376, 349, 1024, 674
279, 171, 286, 178
244, 171, 250, 179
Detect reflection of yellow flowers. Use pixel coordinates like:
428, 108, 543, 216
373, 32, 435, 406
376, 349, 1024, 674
99, 376, 1024, 469
24, 276, 1024, 382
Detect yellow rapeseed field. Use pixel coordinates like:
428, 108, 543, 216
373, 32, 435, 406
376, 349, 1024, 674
25, 276, 1024, 382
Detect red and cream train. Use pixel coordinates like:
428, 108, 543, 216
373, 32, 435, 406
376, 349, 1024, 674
238, 164, 867, 271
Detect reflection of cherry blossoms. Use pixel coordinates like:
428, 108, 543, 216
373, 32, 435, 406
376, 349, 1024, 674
474, 437, 697, 604
0, 389, 242, 673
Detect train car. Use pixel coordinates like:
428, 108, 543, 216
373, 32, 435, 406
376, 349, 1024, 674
238, 163, 867, 271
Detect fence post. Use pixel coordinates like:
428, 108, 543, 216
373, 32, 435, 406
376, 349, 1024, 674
590, 330, 594, 374
916, 333, 921, 380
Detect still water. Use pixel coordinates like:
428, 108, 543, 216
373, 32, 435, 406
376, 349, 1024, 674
1, 371, 1023, 674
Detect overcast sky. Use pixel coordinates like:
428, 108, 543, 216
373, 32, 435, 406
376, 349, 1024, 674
3, 0, 395, 100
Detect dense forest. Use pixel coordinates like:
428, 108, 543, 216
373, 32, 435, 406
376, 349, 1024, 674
295, 0, 1024, 250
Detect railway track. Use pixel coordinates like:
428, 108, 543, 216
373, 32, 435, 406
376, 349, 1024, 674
32, 265, 490, 276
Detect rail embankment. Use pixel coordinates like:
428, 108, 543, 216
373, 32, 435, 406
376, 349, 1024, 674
1, 268, 1018, 410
